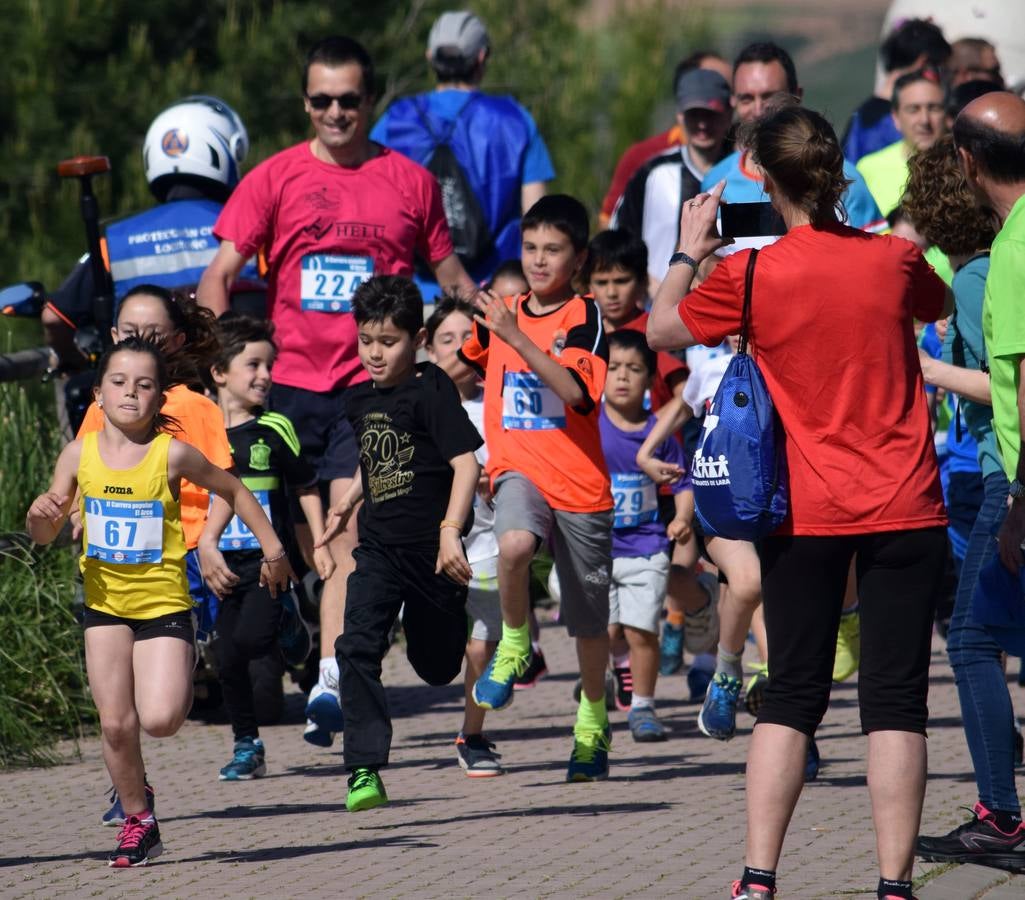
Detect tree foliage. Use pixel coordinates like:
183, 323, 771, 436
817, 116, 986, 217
0, 0, 709, 292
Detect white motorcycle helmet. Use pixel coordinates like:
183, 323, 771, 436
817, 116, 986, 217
143, 95, 249, 201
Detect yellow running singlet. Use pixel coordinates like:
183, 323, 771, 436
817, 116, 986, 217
78, 431, 191, 619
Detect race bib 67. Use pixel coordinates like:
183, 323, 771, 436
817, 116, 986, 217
84, 497, 164, 564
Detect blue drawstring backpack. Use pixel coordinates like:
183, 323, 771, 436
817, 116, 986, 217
691, 249, 788, 540
973, 556, 1025, 658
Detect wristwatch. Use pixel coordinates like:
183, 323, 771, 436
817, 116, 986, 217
668, 250, 699, 271
1010, 479, 1025, 500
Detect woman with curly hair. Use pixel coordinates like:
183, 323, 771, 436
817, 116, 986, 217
904, 139, 1024, 870
647, 105, 951, 900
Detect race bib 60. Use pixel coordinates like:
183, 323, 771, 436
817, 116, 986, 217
502, 372, 566, 430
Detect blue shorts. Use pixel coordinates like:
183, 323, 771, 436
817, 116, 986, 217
269, 382, 359, 483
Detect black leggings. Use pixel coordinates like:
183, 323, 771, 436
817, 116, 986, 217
758, 527, 947, 737
213, 553, 281, 741
337, 540, 468, 771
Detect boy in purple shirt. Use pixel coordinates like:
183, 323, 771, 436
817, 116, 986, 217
599, 330, 693, 742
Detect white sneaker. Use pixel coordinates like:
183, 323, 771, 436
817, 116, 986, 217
302, 718, 334, 748
305, 681, 344, 732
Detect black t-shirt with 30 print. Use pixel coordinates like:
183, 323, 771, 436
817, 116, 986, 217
346, 362, 482, 548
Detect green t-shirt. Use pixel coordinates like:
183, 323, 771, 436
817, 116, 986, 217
982, 194, 1025, 479
857, 139, 954, 285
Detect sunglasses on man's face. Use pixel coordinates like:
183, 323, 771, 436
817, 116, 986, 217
306, 92, 364, 111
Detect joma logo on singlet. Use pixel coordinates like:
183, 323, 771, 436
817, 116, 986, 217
103, 485, 134, 495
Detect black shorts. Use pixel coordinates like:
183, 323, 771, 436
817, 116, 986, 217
83, 607, 195, 644
269, 382, 359, 484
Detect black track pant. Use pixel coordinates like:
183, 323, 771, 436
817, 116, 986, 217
213, 553, 281, 740
337, 540, 467, 770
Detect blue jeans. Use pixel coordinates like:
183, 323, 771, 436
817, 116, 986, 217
945, 470, 1020, 813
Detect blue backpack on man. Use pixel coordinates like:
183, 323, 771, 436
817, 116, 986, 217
372, 91, 535, 281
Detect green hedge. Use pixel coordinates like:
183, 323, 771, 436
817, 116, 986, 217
0, 325, 93, 767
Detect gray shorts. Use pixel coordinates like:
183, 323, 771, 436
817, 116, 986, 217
466, 572, 502, 642
609, 552, 671, 634
493, 472, 612, 638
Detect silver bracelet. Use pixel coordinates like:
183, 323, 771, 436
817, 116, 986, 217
261, 550, 287, 564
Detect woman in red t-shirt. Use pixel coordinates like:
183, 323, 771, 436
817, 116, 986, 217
647, 105, 949, 900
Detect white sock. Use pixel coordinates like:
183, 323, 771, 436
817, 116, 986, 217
319, 656, 339, 689
631, 694, 655, 710
612, 651, 630, 669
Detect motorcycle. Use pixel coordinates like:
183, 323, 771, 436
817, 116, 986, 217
1, 155, 318, 725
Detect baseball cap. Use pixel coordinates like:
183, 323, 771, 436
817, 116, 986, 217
675, 69, 731, 113
427, 11, 489, 62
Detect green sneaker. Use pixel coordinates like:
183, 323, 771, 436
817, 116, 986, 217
346, 767, 388, 812
833, 610, 860, 682
566, 724, 612, 782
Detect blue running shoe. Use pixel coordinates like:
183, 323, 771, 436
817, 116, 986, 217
659, 620, 684, 675
627, 706, 667, 742
305, 681, 344, 733
302, 719, 334, 748
686, 665, 713, 704
219, 737, 267, 781
102, 780, 156, 827
473, 645, 531, 711
566, 723, 612, 782
698, 672, 742, 741
805, 738, 821, 782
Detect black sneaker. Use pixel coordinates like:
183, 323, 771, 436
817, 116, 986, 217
612, 665, 633, 711
513, 648, 548, 689
455, 733, 505, 777
108, 814, 163, 867
916, 802, 1025, 872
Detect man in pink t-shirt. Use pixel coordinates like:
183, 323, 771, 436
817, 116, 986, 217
197, 35, 476, 749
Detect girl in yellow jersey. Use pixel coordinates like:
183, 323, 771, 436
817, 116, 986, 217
27, 337, 293, 868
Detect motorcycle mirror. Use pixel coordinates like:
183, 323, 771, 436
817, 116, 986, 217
56, 156, 111, 179
0, 281, 44, 317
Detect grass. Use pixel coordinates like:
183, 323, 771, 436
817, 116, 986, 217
0, 318, 94, 767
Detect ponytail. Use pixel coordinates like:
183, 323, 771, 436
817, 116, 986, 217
749, 106, 851, 227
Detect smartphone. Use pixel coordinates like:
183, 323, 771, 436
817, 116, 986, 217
719, 202, 786, 240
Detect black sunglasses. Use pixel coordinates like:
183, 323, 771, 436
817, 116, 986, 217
306, 92, 364, 111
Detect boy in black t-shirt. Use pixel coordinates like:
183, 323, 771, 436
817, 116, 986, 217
319, 275, 482, 812
199, 315, 336, 782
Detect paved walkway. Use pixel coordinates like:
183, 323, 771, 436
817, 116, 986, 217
1, 613, 1022, 898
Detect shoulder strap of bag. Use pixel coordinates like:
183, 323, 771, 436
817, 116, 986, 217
739, 248, 759, 356
414, 93, 479, 146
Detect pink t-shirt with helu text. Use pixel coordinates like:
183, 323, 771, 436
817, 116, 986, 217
215, 142, 454, 393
